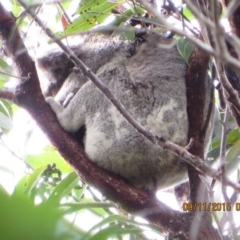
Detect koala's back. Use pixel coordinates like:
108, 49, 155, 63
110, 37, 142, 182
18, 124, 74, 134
56, 33, 189, 189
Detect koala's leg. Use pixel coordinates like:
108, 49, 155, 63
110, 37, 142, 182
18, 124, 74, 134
46, 96, 84, 132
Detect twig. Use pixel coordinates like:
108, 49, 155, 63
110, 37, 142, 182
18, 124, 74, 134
56, 1, 72, 25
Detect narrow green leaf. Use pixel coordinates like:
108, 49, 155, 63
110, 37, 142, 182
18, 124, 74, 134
183, 6, 195, 20
112, 23, 135, 40
211, 128, 240, 150
0, 57, 13, 83
83, 214, 163, 240
0, 99, 13, 119
89, 225, 142, 240
60, 0, 123, 35
25, 165, 48, 196
0, 188, 84, 240
177, 37, 195, 64
47, 171, 79, 203
27, 151, 73, 173
108, 8, 137, 28
226, 128, 240, 144
12, 175, 29, 198
60, 202, 115, 214
209, 139, 240, 176
76, 0, 100, 15
212, 106, 221, 142
224, 141, 240, 174
0, 112, 13, 130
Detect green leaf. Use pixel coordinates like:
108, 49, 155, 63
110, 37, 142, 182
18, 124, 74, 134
211, 128, 240, 150
47, 171, 79, 203
25, 165, 48, 196
60, 202, 115, 214
0, 187, 84, 240
212, 106, 221, 141
0, 99, 13, 119
0, 104, 18, 133
89, 225, 142, 240
60, 0, 123, 35
0, 99, 13, 133
108, 8, 142, 28
112, 22, 135, 40
182, 6, 195, 20
12, 175, 29, 198
225, 142, 240, 174
208, 128, 240, 166
8, 0, 22, 6
26, 149, 73, 173
226, 128, 240, 144
82, 215, 163, 240
177, 37, 195, 64
0, 56, 13, 84
0, 112, 13, 130
35, 181, 52, 202
209, 141, 240, 177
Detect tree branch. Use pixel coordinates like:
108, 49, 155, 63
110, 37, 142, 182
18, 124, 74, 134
0, 89, 15, 102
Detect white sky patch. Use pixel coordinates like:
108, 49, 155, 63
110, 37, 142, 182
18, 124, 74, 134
0, 108, 50, 193
157, 190, 181, 210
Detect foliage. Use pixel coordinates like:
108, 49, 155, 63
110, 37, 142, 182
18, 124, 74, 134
0, 146, 163, 239
177, 37, 195, 64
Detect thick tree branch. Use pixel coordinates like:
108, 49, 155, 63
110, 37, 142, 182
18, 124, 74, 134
0, 89, 15, 102
185, 43, 210, 208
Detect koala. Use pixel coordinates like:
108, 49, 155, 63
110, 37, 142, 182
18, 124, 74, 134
37, 32, 214, 190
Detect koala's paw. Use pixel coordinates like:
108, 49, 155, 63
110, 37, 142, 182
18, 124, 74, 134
45, 96, 54, 104
45, 97, 64, 113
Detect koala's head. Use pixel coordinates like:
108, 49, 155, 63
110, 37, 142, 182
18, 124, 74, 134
36, 47, 76, 97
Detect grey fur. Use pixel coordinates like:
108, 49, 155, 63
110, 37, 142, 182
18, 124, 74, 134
37, 33, 213, 190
